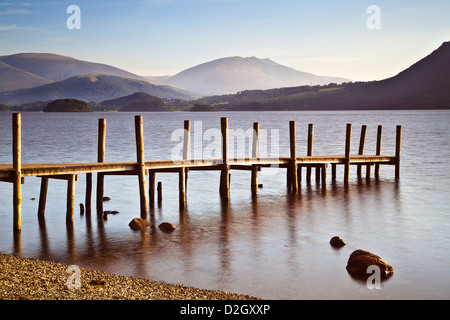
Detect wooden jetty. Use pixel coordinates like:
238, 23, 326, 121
0, 113, 401, 231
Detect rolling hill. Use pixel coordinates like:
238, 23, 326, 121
101, 92, 173, 111
0, 53, 149, 91
163, 56, 350, 96
0, 74, 195, 105
0, 61, 52, 92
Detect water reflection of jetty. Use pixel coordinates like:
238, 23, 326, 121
0, 113, 401, 231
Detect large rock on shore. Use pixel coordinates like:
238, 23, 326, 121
129, 218, 150, 230
346, 249, 394, 280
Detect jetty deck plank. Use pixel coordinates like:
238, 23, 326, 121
0, 154, 396, 180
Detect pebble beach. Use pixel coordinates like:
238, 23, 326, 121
0, 253, 258, 300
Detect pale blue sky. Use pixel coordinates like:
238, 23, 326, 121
0, 0, 449, 81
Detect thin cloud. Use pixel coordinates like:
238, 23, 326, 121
0, 2, 32, 6
0, 23, 46, 31
0, 9, 32, 14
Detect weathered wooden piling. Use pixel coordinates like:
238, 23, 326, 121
85, 173, 92, 215
306, 123, 314, 182
375, 125, 383, 177
96, 118, 106, 215
357, 125, 367, 177
66, 174, 77, 222
13, 113, 21, 231
288, 121, 298, 192
149, 170, 156, 207
251, 122, 259, 196
135, 115, 148, 218
395, 125, 402, 179
37, 177, 48, 219
344, 123, 352, 185
157, 181, 162, 204
179, 120, 191, 206
219, 117, 230, 199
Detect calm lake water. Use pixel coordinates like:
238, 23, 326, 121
0, 110, 449, 299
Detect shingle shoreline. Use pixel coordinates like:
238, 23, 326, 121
0, 253, 258, 300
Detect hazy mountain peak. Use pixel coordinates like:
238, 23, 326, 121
164, 56, 350, 96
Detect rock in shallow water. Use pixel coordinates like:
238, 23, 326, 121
346, 249, 394, 280
128, 218, 150, 230
329, 236, 346, 248
158, 222, 177, 233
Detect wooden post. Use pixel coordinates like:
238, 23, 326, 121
395, 125, 402, 179
331, 164, 337, 182
357, 125, 367, 177
375, 125, 382, 177
135, 115, 148, 218
289, 121, 298, 192
220, 117, 230, 199
297, 165, 302, 190
157, 181, 162, 204
66, 174, 76, 222
306, 124, 313, 182
85, 173, 92, 215
251, 122, 259, 196
183, 120, 191, 162
37, 177, 49, 219
96, 118, 106, 215
179, 120, 190, 206
321, 164, 327, 187
179, 168, 186, 206
149, 170, 155, 207
344, 123, 352, 185
12, 113, 21, 231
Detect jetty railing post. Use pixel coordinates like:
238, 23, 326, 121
135, 115, 148, 218
306, 124, 313, 183
289, 121, 298, 192
12, 113, 21, 231
375, 125, 383, 177
357, 125, 367, 177
251, 122, 259, 196
96, 118, 106, 215
344, 123, 352, 185
179, 120, 190, 206
395, 125, 402, 179
219, 117, 230, 199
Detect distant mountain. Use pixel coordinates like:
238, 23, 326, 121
196, 41, 450, 110
0, 74, 195, 105
0, 53, 149, 92
163, 56, 350, 96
